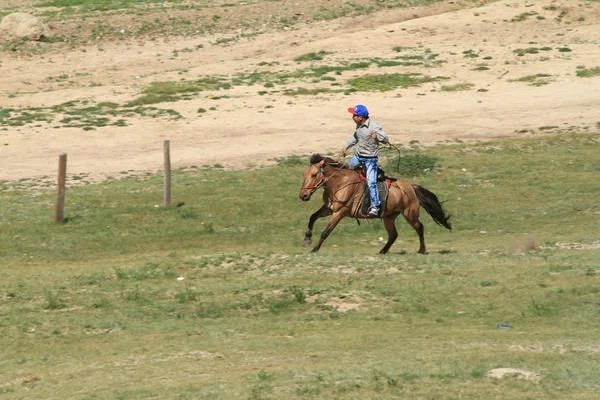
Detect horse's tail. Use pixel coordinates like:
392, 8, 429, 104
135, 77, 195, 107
412, 185, 452, 231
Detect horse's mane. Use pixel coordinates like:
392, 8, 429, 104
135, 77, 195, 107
309, 153, 353, 169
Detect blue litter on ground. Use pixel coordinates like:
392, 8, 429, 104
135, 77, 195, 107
497, 324, 514, 329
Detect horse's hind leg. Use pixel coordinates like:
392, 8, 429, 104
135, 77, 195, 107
380, 213, 400, 254
403, 207, 426, 254
414, 219, 426, 254
304, 205, 332, 247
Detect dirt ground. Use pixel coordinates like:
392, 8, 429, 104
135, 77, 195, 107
0, 0, 599, 184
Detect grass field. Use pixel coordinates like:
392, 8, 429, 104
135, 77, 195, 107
1, 133, 599, 399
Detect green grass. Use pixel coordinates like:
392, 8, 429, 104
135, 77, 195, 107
124, 78, 233, 106
349, 73, 448, 91
312, 0, 464, 22
472, 64, 490, 71
143, 78, 231, 95
510, 73, 553, 87
212, 32, 264, 46
1, 133, 599, 398
576, 66, 600, 78
0, 100, 182, 129
35, 0, 183, 10
441, 83, 475, 91
384, 151, 438, 175
283, 87, 346, 96
121, 54, 446, 104
513, 47, 553, 56
510, 11, 538, 22
463, 49, 479, 58
378, 50, 442, 66
0, 108, 54, 126
0, 37, 42, 56
294, 51, 332, 62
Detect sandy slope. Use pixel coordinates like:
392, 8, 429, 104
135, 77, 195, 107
0, 0, 599, 184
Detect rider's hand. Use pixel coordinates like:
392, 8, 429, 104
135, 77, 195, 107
370, 132, 378, 140
340, 147, 347, 157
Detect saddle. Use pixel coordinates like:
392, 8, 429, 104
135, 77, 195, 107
356, 164, 388, 183
355, 164, 394, 217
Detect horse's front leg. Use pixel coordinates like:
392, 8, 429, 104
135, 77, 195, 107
304, 205, 332, 247
312, 212, 344, 253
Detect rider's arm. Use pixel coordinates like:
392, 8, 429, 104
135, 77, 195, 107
345, 132, 358, 149
341, 132, 358, 156
370, 125, 389, 144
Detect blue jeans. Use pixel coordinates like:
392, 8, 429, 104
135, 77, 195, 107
348, 154, 380, 209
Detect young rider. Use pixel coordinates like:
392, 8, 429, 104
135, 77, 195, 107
341, 104, 389, 217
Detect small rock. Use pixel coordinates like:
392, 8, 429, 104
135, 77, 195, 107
486, 368, 543, 381
21, 376, 40, 384
0, 12, 50, 41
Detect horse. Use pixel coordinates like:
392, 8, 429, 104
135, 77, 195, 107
298, 154, 452, 254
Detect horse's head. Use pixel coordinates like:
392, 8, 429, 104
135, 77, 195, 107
299, 154, 326, 201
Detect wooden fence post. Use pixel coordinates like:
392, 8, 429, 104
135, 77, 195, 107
163, 140, 171, 207
55, 153, 67, 223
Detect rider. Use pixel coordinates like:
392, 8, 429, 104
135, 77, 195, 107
341, 104, 389, 217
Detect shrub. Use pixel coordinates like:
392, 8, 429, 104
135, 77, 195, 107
385, 152, 438, 176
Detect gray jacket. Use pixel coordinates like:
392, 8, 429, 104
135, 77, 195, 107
345, 119, 389, 157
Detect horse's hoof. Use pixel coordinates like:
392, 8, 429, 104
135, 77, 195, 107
303, 240, 311, 247
311, 248, 319, 253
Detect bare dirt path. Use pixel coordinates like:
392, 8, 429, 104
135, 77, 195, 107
1, 0, 599, 184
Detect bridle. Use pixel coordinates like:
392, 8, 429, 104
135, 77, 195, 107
301, 166, 326, 195
301, 162, 349, 198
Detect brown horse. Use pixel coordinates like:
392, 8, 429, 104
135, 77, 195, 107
299, 154, 452, 253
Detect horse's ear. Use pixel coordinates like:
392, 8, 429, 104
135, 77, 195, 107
310, 153, 323, 165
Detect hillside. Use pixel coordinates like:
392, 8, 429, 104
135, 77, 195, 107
1, 0, 599, 184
